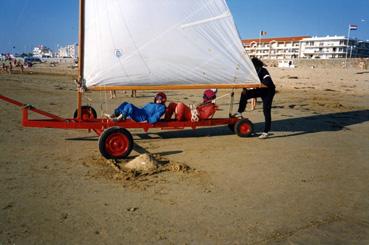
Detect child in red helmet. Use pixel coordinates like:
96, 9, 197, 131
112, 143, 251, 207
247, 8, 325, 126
106, 92, 167, 123
164, 89, 218, 122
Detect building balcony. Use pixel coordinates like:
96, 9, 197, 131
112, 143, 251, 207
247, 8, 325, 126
303, 44, 347, 49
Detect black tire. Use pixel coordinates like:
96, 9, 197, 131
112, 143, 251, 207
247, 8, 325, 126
235, 118, 254, 137
98, 127, 133, 159
73, 105, 97, 121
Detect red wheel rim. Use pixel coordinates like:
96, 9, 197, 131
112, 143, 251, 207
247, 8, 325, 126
239, 123, 251, 135
105, 133, 129, 157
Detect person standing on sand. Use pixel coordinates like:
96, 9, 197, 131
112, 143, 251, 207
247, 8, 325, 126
250, 97, 256, 111
109, 90, 117, 99
234, 57, 276, 139
8, 59, 13, 74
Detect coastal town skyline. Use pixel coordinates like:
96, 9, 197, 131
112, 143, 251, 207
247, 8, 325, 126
0, 0, 368, 53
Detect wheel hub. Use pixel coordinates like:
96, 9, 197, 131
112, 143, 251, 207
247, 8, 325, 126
105, 133, 129, 157
240, 124, 251, 134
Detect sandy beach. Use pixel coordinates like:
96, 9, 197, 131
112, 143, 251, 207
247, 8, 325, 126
1, 63, 369, 244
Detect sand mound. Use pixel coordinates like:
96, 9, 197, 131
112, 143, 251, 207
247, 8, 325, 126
121, 153, 192, 177
100, 153, 193, 181
84, 153, 198, 190
124, 154, 159, 172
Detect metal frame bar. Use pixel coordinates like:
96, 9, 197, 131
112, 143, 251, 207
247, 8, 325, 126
1, 94, 239, 136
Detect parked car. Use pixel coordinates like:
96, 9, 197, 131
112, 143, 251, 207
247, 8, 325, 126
24, 57, 42, 64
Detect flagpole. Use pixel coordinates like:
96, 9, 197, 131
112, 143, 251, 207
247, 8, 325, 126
345, 25, 351, 62
259, 31, 262, 58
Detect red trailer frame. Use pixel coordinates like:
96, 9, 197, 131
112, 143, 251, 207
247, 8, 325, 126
1, 94, 254, 159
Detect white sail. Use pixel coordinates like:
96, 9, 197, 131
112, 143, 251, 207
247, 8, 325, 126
84, 0, 259, 88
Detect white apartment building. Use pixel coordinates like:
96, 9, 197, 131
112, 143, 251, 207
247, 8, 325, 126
301, 36, 369, 59
57, 44, 77, 59
242, 36, 309, 60
33, 45, 53, 58
243, 36, 369, 60
301, 36, 348, 59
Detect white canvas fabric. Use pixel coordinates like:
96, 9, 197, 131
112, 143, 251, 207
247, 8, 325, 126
84, 0, 259, 88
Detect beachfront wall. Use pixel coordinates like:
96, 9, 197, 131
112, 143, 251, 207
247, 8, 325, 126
264, 58, 369, 69
243, 36, 369, 60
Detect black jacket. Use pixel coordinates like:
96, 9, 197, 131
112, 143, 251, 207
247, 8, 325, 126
257, 67, 275, 89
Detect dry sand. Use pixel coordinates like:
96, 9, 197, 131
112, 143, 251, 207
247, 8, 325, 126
0, 63, 369, 244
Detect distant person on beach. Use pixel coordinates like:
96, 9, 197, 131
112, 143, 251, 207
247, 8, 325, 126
234, 57, 276, 139
8, 60, 13, 74
15, 60, 24, 73
250, 98, 257, 111
110, 90, 117, 99
359, 59, 367, 70
105, 92, 167, 124
164, 89, 218, 122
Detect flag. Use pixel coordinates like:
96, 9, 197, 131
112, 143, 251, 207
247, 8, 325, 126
349, 24, 358, 30
260, 31, 267, 36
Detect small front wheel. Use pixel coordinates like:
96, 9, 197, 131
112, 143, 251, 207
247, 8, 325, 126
98, 127, 133, 159
235, 119, 254, 137
73, 105, 97, 121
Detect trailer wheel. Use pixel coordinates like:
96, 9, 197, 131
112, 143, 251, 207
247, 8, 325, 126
73, 105, 97, 121
235, 119, 254, 137
98, 127, 133, 159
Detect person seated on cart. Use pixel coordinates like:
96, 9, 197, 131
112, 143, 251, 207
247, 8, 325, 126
106, 92, 167, 123
164, 89, 218, 122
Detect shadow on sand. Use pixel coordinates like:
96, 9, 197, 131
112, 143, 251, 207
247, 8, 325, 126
266, 109, 369, 138
138, 109, 369, 139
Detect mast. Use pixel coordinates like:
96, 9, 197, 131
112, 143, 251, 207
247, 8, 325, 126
77, 0, 86, 120
78, 0, 85, 83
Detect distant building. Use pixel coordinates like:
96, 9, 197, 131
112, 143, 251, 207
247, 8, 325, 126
33, 45, 53, 58
57, 44, 77, 59
242, 36, 309, 60
243, 35, 369, 59
300, 36, 369, 59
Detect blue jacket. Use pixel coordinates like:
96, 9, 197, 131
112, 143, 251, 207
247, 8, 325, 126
114, 102, 166, 124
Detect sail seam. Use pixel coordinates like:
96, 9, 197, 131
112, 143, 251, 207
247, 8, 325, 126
181, 11, 231, 29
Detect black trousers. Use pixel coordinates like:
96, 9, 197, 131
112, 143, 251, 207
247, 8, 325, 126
238, 88, 275, 133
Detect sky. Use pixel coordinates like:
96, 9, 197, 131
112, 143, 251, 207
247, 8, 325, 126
0, 0, 368, 53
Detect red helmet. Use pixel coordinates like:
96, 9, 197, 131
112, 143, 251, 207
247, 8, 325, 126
154, 92, 167, 104
203, 89, 216, 103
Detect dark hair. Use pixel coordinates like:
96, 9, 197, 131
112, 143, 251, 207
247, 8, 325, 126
251, 57, 265, 69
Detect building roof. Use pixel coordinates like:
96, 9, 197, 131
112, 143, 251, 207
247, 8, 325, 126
242, 36, 311, 45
